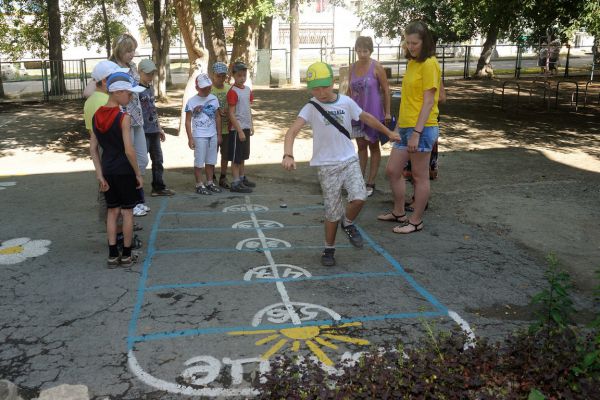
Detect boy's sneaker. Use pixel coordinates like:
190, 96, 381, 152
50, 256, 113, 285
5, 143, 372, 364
133, 204, 147, 217
242, 176, 256, 187
196, 185, 211, 195
206, 183, 222, 193
321, 248, 336, 267
341, 223, 364, 248
231, 181, 252, 193
139, 204, 151, 212
219, 176, 231, 189
151, 188, 176, 196
107, 256, 120, 268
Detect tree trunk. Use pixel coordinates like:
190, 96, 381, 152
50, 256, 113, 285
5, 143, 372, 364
474, 25, 498, 79
199, 0, 228, 69
137, 0, 172, 99
47, 0, 66, 95
289, 0, 300, 85
0, 73, 5, 98
593, 36, 600, 76
174, 0, 207, 74
258, 16, 272, 50
229, 18, 259, 74
101, 0, 111, 57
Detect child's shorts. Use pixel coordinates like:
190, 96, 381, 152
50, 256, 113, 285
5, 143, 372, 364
219, 132, 230, 158
104, 174, 138, 209
393, 126, 439, 152
194, 135, 218, 167
317, 158, 367, 222
228, 129, 251, 164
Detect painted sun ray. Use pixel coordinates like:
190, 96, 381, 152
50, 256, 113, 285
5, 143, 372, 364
320, 322, 362, 329
315, 336, 338, 350
292, 340, 300, 352
228, 329, 277, 336
261, 338, 288, 360
255, 334, 281, 346
306, 340, 334, 366
322, 333, 370, 346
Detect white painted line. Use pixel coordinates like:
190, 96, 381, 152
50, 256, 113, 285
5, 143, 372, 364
448, 310, 476, 349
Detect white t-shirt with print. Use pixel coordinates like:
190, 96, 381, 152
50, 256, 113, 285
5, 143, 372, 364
298, 94, 363, 166
185, 94, 220, 138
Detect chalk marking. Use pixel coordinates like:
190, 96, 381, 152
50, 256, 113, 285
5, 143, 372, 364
448, 310, 476, 349
223, 204, 269, 213
233, 220, 284, 229
162, 205, 323, 216
0, 181, 17, 191
154, 244, 352, 255
0, 238, 51, 265
235, 237, 291, 251
157, 224, 319, 233
244, 264, 312, 281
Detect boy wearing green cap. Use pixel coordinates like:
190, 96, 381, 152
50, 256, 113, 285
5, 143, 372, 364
282, 62, 399, 266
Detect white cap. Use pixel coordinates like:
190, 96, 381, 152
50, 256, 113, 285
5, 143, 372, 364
106, 72, 146, 93
196, 73, 212, 88
91, 60, 129, 81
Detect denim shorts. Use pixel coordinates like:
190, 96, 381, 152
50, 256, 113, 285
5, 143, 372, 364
393, 126, 439, 152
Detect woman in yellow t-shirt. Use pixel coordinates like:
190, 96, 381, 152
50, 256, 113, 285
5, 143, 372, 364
377, 20, 441, 234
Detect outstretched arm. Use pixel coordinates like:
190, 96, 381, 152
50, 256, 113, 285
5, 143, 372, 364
89, 132, 108, 192
358, 111, 400, 142
282, 117, 306, 171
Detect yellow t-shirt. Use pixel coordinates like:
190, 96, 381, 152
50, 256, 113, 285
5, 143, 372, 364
211, 83, 231, 134
83, 91, 109, 132
398, 57, 441, 128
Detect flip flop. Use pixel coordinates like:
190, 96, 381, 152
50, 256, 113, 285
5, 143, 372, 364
393, 220, 423, 234
377, 211, 408, 223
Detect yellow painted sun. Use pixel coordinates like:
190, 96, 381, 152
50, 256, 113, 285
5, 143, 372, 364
228, 322, 369, 366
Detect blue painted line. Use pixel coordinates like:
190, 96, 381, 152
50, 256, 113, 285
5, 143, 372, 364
162, 205, 323, 216
130, 311, 445, 344
358, 226, 448, 314
145, 271, 404, 291
153, 244, 352, 255
127, 197, 169, 351
157, 224, 322, 233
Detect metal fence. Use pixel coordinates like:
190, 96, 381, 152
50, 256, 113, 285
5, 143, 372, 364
0, 44, 597, 102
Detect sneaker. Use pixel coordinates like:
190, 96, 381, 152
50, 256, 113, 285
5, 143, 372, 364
366, 184, 375, 197
341, 223, 364, 248
133, 204, 147, 217
133, 223, 143, 231
139, 203, 151, 212
206, 182, 222, 193
151, 188, 176, 196
219, 176, 231, 189
242, 176, 256, 188
133, 234, 142, 250
196, 184, 212, 195
107, 256, 120, 268
231, 182, 252, 193
119, 253, 138, 267
321, 248, 336, 267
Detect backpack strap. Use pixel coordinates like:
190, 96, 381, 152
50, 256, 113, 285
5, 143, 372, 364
308, 100, 351, 140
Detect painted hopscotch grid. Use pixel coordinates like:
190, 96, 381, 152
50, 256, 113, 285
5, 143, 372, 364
127, 194, 473, 396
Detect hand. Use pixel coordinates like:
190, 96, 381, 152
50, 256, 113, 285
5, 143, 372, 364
282, 157, 296, 171
217, 134, 223, 145
188, 138, 195, 150
238, 131, 246, 142
407, 130, 420, 152
135, 175, 143, 189
384, 113, 392, 124
220, 109, 227, 117
160, 129, 166, 142
98, 177, 109, 192
388, 130, 401, 143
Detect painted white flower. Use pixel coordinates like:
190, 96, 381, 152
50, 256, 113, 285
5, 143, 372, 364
0, 238, 51, 265
0, 181, 16, 191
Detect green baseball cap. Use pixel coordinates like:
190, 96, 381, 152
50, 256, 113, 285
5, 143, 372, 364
306, 62, 333, 88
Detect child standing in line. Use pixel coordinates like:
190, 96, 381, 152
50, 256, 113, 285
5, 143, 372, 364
185, 73, 223, 195
227, 61, 255, 193
109, 33, 150, 217
210, 62, 232, 189
90, 72, 145, 267
138, 59, 176, 197
282, 62, 399, 266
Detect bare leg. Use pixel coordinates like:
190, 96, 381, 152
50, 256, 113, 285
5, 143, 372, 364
121, 208, 134, 248
324, 220, 338, 246
106, 208, 120, 245
205, 164, 215, 182
194, 167, 204, 185
239, 160, 245, 178
386, 148, 410, 216
408, 152, 431, 224
356, 137, 369, 177
220, 158, 228, 178
366, 141, 381, 185
232, 163, 241, 181
345, 199, 364, 222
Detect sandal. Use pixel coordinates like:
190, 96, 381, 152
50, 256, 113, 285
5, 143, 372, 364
377, 210, 408, 223
366, 183, 375, 197
393, 220, 423, 234
404, 197, 429, 213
